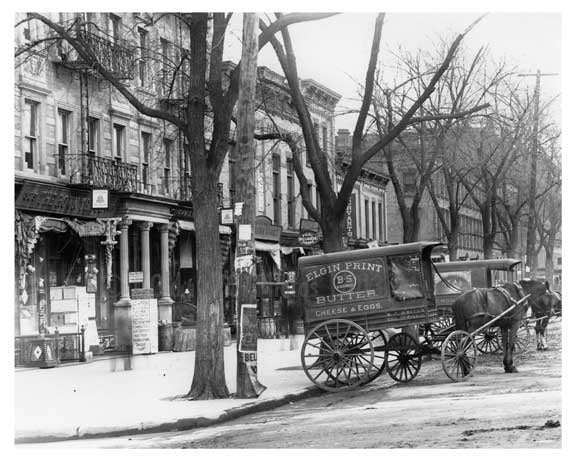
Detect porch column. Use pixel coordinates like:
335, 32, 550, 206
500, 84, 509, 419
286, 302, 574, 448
139, 222, 152, 290
157, 223, 174, 323
114, 218, 132, 351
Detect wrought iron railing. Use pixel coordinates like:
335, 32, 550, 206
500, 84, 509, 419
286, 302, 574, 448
14, 329, 86, 367
65, 154, 138, 193
57, 28, 136, 80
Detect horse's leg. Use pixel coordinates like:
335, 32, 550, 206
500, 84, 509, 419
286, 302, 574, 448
501, 326, 518, 373
535, 318, 550, 350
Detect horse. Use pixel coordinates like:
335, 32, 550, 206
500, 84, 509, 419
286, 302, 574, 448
452, 280, 551, 374
529, 287, 561, 350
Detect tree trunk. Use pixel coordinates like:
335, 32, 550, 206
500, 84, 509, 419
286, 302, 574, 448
321, 213, 347, 253
187, 172, 229, 400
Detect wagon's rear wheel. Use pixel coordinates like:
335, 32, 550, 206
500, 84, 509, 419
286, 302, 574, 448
475, 326, 501, 354
442, 330, 478, 382
512, 323, 531, 354
301, 319, 375, 392
385, 332, 422, 382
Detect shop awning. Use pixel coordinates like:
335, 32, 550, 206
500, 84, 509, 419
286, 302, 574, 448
255, 240, 281, 269
177, 220, 232, 235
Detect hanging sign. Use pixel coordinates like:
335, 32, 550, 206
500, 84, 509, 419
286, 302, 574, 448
221, 208, 234, 225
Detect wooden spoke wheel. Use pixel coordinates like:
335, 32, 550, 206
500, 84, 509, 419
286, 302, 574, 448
301, 319, 375, 392
385, 332, 422, 383
512, 323, 531, 354
475, 326, 501, 354
422, 317, 454, 349
361, 330, 388, 385
441, 330, 478, 382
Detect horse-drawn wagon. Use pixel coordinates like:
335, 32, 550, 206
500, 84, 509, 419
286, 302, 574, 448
296, 244, 555, 391
297, 242, 442, 391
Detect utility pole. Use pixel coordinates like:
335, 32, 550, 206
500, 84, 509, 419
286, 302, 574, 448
518, 71, 558, 277
234, 13, 266, 398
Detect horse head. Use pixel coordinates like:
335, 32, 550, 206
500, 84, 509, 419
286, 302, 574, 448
518, 279, 557, 318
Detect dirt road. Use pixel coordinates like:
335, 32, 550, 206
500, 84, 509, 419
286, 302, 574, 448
29, 318, 562, 449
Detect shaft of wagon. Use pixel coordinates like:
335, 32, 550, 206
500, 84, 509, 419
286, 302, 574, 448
470, 294, 531, 337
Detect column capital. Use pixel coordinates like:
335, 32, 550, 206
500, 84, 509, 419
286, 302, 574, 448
118, 218, 132, 229
158, 223, 170, 233
138, 221, 153, 232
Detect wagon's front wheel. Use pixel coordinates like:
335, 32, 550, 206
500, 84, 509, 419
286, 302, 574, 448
385, 332, 422, 382
301, 319, 375, 392
442, 330, 478, 382
512, 323, 531, 354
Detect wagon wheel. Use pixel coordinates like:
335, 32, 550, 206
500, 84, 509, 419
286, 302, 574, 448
512, 323, 531, 354
422, 316, 454, 349
361, 330, 388, 384
300, 319, 375, 392
385, 332, 422, 383
475, 326, 501, 354
441, 330, 478, 382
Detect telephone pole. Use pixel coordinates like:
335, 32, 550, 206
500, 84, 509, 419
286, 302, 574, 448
234, 13, 266, 398
518, 70, 558, 277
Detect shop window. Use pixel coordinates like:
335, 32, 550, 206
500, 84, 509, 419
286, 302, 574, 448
388, 254, 424, 301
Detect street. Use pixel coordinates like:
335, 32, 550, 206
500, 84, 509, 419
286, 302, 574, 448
23, 318, 562, 449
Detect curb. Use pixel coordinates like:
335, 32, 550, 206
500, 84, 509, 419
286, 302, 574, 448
15, 386, 324, 445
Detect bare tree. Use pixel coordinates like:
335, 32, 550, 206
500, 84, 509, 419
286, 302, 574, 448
17, 12, 332, 399
260, 13, 487, 252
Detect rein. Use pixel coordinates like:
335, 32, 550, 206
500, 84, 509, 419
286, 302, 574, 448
431, 263, 465, 293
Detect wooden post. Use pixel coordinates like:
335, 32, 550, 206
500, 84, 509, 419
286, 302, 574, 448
235, 13, 266, 398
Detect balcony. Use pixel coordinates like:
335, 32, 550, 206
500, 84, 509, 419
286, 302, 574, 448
65, 154, 138, 193
54, 28, 136, 80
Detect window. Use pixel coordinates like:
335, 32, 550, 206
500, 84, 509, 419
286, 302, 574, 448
364, 199, 370, 239
403, 171, 416, 194
372, 201, 377, 241
388, 254, 425, 301
228, 150, 236, 204
57, 109, 70, 175
161, 38, 170, 91
23, 100, 38, 170
163, 138, 172, 195
322, 125, 328, 152
138, 28, 148, 87
378, 202, 384, 241
23, 13, 38, 42
286, 158, 295, 228
113, 123, 125, 162
141, 131, 151, 190
109, 14, 121, 43
272, 153, 281, 225
88, 117, 99, 156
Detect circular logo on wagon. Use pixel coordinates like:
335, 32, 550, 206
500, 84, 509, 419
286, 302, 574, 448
332, 270, 357, 293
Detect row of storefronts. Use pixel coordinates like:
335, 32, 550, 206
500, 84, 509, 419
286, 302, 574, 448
14, 178, 320, 361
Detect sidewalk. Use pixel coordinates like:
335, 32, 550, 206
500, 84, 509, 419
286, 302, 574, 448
14, 336, 321, 444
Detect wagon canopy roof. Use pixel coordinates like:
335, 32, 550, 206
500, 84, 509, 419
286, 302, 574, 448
298, 241, 443, 267
435, 258, 522, 272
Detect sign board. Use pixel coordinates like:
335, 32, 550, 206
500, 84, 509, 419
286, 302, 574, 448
255, 215, 282, 242
128, 271, 144, 284
16, 182, 120, 218
239, 304, 258, 353
238, 224, 252, 242
131, 298, 158, 355
92, 189, 109, 209
298, 230, 319, 246
282, 271, 297, 297
221, 208, 234, 225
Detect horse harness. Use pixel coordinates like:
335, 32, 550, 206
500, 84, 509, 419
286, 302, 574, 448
468, 282, 528, 322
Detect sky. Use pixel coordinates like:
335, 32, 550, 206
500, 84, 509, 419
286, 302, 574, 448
224, 11, 562, 132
